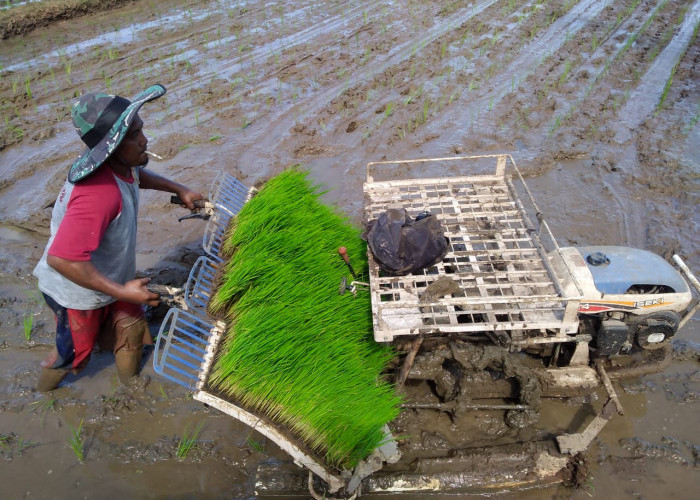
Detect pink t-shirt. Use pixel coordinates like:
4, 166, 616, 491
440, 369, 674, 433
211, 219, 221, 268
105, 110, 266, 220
49, 167, 134, 261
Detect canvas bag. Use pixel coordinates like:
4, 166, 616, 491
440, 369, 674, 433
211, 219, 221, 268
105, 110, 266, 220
364, 208, 449, 275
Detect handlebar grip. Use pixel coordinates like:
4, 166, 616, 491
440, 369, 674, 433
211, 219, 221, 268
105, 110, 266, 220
338, 246, 350, 264
171, 195, 206, 209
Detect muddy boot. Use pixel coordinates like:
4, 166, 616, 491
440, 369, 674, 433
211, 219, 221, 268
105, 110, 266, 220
115, 347, 143, 385
36, 367, 69, 392
112, 311, 151, 385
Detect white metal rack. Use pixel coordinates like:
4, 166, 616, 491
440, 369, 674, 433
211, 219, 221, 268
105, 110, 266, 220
363, 155, 582, 343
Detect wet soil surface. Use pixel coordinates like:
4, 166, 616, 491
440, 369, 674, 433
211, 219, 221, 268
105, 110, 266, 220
0, 0, 698, 498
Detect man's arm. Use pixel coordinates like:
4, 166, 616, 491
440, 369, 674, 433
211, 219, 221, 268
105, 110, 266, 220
47, 256, 160, 307
139, 168, 202, 209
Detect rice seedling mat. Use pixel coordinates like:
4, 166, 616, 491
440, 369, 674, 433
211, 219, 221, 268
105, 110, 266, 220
155, 307, 362, 493
362, 154, 583, 343
154, 170, 400, 495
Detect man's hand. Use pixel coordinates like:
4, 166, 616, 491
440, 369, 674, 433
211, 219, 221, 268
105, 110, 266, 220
174, 187, 204, 210
47, 256, 160, 307
123, 277, 160, 307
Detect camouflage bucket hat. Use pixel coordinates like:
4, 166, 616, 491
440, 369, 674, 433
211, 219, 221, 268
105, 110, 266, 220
68, 84, 166, 183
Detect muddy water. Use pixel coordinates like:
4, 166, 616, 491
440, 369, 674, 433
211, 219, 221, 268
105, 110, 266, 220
0, 0, 698, 498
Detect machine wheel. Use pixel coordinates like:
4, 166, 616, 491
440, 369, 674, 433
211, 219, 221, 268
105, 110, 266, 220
628, 311, 681, 350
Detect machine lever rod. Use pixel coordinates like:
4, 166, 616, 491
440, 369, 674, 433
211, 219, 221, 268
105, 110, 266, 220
338, 247, 357, 278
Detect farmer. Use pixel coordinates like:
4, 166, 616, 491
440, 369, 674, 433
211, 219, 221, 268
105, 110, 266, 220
33, 83, 202, 392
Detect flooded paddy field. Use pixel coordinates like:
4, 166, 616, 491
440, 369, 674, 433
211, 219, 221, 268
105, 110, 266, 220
0, 0, 698, 498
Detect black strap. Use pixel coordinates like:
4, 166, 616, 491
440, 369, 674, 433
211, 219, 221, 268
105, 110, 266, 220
80, 96, 130, 148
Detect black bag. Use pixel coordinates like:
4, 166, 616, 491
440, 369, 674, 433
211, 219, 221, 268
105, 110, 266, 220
364, 209, 449, 275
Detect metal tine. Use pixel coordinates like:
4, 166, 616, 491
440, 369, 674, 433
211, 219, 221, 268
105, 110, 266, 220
192, 297, 208, 309
203, 216, 230, 259
184, 257, 207, 305
214, 173, 248, 200
218, 183, 248, 202
184, 256, 219, 311
170, 332, 209, 354
210, 173, 248, 213
217, 185, 248, 206
162, 361, 200, 384
193, 285, 211, 301
167, 342, 207, 366
190, 292, 210, 309
177, 317, 214, 340
154, 309, 209, 388
202, 173, 249, 258
170, 327, 209, 353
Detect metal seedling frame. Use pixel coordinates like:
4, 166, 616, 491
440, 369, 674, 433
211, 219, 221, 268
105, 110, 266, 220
363, 154, 584, 344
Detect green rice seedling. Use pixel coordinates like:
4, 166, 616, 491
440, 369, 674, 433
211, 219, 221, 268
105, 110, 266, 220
245, 431, 265, 453
159, 384, 169, 400
67, 419, 85, 462
23, 314, 33, 341
558, 60, 572, 87
176, 422, 203, 459
15, 436, 37, 454
683, 110, 699, 135
29, 396, 56, 422
208, 168, 400, 470
549, 115, 562, 136
0, 434, 36, 455
384, 102, 393, 118
9, 125, 24, 140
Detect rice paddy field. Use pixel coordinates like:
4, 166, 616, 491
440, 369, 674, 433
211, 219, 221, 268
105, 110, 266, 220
0, 0, 698, 499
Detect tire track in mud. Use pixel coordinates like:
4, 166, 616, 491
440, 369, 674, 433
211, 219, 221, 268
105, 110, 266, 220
227, 0, 609, 196
606, 0, 700, 249
168, 0, 379, 95
396, 0, 696, 251
544, 0, 671, 139
509, 0, 677, 247
546, 0, 699, 249
617, 0, 700, 136
172, 0, 393, 125
4, 0, 367, 94
0, 0, 378, 219
223, 1, 499, 142
420, 0, 615, 154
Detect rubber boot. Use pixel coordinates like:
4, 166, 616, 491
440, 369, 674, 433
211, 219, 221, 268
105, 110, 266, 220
36, 367, 69, 392
115, 347, 143, 384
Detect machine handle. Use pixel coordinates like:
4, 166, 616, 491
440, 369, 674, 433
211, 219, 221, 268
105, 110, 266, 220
170, 195, 207, 209
338, 247, 357, 279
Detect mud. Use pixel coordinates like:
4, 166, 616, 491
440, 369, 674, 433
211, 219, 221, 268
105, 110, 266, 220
0, 0, 698, 498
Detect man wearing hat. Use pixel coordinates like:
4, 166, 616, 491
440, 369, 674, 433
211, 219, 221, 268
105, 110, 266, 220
33, 84, 202, 391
